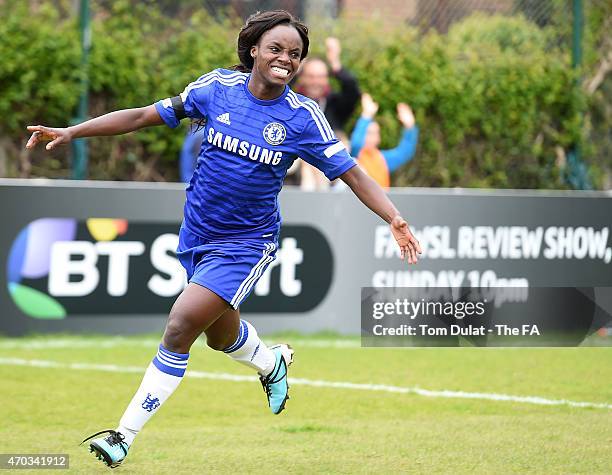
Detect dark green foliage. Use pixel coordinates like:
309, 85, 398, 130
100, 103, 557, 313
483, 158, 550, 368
322, 14, 584, 189
0, 0, 237, 180
0, 2, 605, 187
0, 1, 81, 176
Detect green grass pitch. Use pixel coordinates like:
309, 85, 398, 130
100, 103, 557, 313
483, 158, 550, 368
0, 333, 611, 474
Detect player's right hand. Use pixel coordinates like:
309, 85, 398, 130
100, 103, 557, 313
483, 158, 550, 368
26, 125, 72, 151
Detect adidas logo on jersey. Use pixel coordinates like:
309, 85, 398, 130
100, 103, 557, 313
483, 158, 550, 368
216, 112, 231, 125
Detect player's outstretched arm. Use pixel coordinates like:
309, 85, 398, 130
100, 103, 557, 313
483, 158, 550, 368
340, 165, 422, 264
26, 105, 164, 151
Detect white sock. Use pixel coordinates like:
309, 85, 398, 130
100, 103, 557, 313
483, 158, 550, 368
223, 320, 276, 376
116, 344, 189, 446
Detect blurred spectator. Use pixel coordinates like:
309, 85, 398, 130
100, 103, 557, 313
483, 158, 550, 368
179, 127, 205, 183
300, 161, 328, 191
292, 37, 360, 188
283, 158, 301, 186
294, 37, 361, 133
300, 131, 351, 191
351, 94, 419, 188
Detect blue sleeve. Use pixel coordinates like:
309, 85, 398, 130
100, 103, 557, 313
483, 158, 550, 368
350, 116, 372, 158
298, 112, 357, 181
154, 71, 218, 128
381, 126, 419, 172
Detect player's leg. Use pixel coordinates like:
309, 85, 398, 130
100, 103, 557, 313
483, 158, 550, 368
205, 308, 294, 414
116, 284, 228, 442
205, 308, 276, 374
83, 284, 229, 467
202, 306, 241, 352
161, 283, 230, 353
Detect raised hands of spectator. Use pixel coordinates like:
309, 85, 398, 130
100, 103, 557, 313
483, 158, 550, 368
361, 93, 379, 119
325, 37, 342, 73
397, 103, 416, 129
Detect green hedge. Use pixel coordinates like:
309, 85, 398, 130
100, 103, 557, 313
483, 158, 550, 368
0, 1, 595, 187
323, 14, 584, 188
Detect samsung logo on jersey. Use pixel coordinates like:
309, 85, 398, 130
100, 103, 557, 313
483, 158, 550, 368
207, 127, 283, 165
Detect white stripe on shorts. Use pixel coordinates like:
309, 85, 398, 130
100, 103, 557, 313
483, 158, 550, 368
229, 243, 276, 308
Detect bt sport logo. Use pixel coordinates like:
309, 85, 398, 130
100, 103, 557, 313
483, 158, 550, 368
6, 218, 332, 319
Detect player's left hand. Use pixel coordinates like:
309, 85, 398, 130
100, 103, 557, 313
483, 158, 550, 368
390, 215, 421, 264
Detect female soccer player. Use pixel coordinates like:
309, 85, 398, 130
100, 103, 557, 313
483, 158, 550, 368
26, 10, 421, 468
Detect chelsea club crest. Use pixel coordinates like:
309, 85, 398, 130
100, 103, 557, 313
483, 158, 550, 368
263, 122, 286, 146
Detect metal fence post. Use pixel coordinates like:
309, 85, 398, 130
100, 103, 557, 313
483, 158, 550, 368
71, 0, 91, 180
567, 0, 592, 189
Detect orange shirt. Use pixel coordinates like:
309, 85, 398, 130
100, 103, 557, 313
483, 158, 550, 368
357, 146, 390, 189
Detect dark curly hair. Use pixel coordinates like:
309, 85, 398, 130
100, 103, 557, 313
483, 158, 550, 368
234, 10, 309, 72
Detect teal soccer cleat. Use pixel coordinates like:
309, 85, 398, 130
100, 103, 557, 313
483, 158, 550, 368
81, 429, 129, 468
260, 344, 294, 414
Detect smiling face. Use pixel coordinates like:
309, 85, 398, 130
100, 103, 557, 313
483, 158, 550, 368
250, 24, 304, 93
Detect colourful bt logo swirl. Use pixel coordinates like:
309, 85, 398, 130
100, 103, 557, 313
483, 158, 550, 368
7, 218, 129, 319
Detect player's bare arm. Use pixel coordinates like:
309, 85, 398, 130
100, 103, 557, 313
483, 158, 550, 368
340, 165, 421, 264
26, 105, 164, 151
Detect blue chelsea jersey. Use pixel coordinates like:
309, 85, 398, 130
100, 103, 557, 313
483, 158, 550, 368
155, 68, 356, 240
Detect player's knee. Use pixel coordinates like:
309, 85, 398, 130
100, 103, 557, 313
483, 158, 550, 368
162, 317, 191, 353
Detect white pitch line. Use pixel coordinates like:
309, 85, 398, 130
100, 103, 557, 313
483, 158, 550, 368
0, 339, 161, 350
0, 357, 610, 410
0, 338, 359, 350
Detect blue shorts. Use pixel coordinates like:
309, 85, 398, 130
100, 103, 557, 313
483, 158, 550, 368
177, 226, 277, 309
